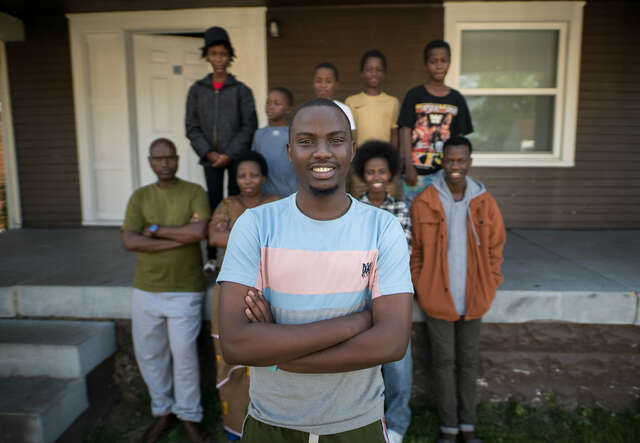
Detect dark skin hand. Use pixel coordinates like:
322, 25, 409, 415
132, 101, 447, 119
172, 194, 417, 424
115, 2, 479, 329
241, 288, 412, 373
121, 230, 183, 253
219, 281, 374, 369
141, 213, 208, 244
208, 220, 230, 247
206, 151, 232, 168
123, 214, 207, 252
400, 127, 417, 186
390, 127, 399, 150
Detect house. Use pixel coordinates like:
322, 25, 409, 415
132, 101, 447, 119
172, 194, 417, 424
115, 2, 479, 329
0, 0, 637, 229
0, 2, 638, 440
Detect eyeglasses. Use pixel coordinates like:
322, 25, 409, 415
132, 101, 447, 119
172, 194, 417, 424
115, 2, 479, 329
149, 155, 178, 161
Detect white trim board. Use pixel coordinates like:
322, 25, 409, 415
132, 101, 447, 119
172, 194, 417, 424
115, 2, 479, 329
1, 40, 23, 229
67, 8, 268, 225
0, 11, 24, 41
444, 1, 585, 167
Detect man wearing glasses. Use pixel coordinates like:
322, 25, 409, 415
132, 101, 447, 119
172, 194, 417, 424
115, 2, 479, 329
121, 138, 212, 442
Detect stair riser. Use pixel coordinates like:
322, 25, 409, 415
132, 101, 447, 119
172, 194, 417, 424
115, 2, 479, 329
0, 345, 81, 378
0, 378, 88, 443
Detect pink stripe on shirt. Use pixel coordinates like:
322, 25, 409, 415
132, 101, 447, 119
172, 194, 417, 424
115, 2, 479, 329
257, 247, 380, 296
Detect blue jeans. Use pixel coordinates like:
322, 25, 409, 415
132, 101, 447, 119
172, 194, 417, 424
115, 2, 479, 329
402, 173, 436, 205
382, 340, 413, 435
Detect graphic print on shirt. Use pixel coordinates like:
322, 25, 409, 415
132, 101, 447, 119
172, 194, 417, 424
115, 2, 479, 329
412, 103, 458, 172
361, 262, 373, 279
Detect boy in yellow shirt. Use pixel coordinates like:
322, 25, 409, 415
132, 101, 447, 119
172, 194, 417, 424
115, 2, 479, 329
345, 50, 400, 198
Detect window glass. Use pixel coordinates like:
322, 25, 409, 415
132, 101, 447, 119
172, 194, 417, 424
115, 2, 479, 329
460, 30, 558, 89
467, 95, 554, 152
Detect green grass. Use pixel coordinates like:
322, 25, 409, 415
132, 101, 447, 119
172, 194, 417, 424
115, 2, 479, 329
405, 398, 640, 443
86, 390, 640, 442
86, 386, 226, 442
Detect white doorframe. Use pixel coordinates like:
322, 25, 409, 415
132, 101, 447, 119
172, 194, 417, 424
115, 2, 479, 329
67, 8, 268, 225
0, 12, 25, 229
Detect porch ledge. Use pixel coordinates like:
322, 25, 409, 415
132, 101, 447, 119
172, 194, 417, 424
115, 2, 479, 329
1, 285, 638, 326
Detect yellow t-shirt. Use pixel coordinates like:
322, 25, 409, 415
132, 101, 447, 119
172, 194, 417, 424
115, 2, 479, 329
344, 92, 400, 146
121, 179, 211, 293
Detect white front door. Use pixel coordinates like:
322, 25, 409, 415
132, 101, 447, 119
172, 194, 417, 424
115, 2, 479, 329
133, 34, 210, 188
68, 8, 268, 225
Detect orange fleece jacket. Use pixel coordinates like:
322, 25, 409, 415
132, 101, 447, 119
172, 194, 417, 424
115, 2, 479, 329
410, 185, 506, 321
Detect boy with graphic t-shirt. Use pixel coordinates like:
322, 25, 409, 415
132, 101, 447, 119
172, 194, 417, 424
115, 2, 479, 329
398, 40, 473, 203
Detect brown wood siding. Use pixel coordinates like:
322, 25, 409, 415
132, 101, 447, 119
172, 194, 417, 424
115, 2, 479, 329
3, 1, 638, 228
5, 16, 81, 227
267, 1, 640, 228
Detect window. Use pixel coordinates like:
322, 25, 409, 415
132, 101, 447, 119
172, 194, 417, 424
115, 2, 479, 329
444, 1, 585, 166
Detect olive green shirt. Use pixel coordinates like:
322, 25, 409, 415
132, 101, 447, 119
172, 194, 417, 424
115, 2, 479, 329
122, 179, 210, 292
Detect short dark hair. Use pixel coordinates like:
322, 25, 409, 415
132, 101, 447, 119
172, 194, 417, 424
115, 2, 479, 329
352, 140, 400, 180
201, 40, 236, 61
423, 39, 451, 62
149, 137, 177, 155
360, 49, 387, 71
313, 62, 339, 81
270, 87, 294, 106
443, 135, 473, 155
233, 150, 268, 178
288, 98, 351, 142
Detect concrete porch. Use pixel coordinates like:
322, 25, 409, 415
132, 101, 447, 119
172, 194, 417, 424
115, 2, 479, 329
0, 227, 638, 324
0, 227, 638, 419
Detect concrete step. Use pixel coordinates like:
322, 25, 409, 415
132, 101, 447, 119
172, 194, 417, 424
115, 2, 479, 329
0, 377, 88, 443
0, 319, 117, 378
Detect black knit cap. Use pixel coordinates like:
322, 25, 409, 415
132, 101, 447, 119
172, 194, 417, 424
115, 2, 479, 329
203, 26, 230, 48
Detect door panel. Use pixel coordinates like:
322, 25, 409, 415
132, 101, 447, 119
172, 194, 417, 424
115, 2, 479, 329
133, 34, 210, 189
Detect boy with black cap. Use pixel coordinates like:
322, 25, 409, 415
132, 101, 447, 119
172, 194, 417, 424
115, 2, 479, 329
186, 26, 258, 275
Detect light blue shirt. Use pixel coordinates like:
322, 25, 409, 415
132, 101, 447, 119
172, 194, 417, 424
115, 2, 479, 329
217, 194, 413, 435
251, 126, 297, 197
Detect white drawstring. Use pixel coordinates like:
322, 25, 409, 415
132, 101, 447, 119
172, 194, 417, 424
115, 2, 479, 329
467, 206, 481, 246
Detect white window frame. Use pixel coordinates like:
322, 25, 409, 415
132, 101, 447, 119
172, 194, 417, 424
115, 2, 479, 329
444, 1, 585, 167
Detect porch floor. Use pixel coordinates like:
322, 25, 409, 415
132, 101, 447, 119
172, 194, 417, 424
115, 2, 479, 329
0, 227, 638, 292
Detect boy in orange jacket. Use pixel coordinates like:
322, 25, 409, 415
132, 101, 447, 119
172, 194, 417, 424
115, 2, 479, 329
410, 135, 505, 443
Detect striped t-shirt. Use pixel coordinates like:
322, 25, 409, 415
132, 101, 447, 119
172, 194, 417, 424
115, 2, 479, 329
217, 193, 413, 435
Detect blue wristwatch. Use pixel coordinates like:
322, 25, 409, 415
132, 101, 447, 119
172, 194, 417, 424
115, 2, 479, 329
149, 224, 159, 235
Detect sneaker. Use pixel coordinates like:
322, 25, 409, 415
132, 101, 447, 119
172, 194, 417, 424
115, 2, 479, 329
437, 432, 458, 443
461, 431, 482, 442
203, 259, 218, 278
387, 429, 404, 443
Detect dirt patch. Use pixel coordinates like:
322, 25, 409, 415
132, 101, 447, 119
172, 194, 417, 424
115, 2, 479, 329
412, 322, 640, 410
